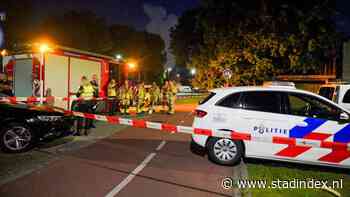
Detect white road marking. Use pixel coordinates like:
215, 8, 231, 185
156, 140, 167, 151
105, 140, 167, 197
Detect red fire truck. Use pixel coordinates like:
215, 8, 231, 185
2, 45, 123, 109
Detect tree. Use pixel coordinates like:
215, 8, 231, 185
0, 5, 166, 83
39, 10, 112, 53
170, 0, 341, 88
169, 8, 202, 68
109, 24, 165, 83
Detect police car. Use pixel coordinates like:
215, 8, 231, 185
192, 82, 350, 168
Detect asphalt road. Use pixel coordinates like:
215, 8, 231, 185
0, 112, 233, 197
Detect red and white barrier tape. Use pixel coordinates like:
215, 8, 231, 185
0, 96, 113, 103
64, 110, 350, 151
1, 97, 349, 151
0, 95, 203, 103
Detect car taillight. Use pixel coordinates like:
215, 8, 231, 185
195, 110, 207, 118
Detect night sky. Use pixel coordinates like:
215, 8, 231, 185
33, 0, 200, 30
336, 0, 350, 36
30, 0, 350, 67
32, 0, 350, 34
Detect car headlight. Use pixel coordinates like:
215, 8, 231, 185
37, 115, 63, 122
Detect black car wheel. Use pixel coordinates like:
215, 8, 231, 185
207, 137, 243, 166
0, 123, 35, 153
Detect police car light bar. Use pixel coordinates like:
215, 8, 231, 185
263, 81, 296, 88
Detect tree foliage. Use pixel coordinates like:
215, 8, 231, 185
170, 0, 341, 88
40, 10, 112, 53
109, 24, 166, 82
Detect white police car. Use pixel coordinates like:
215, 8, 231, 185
192, 82, 350, 168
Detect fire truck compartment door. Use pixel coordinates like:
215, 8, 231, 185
14, 59, 32, 97
70, 58, 101, 94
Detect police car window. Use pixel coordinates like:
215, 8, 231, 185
319, 87, 334, 100
287, 93, 340, 120
342, 89, 350, 103
241, 91, 281, 113
199, 92, 216, 105
216, 93, 241, 108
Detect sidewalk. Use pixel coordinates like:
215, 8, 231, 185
0, 122, 127, 186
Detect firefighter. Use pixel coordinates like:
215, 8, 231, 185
107, 79, 117, 115
119, 80, 132, 114
136, 82, 146, 114
76, 76, 95, 135
131, 84, 138, 106
167, 80, 178, 114
77, 76, 95, 98
149, 82, 160, 114
161, 81, 169, 112
45, 88, 54, 106
90, 74, 99, 98
144, 87, 151, 113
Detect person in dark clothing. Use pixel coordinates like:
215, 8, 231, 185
90, 74, 99, 97
75, 76, 95, 135
0, 73, 13, 96
107, 79, 118, 115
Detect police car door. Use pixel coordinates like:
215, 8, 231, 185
239, 91, 296, 159
281, 92, 350, 167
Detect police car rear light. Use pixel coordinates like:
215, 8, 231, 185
195, 110, 207, 118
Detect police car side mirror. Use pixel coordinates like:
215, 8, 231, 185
339, 112, 350, 124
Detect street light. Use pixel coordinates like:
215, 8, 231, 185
164, 67, 173, 80
0, 49, 7, 73
127, 61, 141, 81
190, 68, 196, 76
38, 43, 51, 104
115, 54, 123, 60
1, 49, 7, 56
128, 62, 136, 70
39, 44, 50, 53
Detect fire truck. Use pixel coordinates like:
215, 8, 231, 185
1, 45, 124, 109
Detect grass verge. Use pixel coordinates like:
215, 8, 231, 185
176, 96, 204, 104
243, 161, 350, 197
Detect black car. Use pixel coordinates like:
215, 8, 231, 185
0, 100, 74, 153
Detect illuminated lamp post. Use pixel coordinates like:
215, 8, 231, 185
0, 49, 7, 72
39, 44, 51, 104
127, 61, 140, 81
190, 68, 196, 76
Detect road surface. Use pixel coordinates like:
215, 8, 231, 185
0, 112, 233, 197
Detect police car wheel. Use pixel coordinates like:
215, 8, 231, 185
207, 138, 243, 166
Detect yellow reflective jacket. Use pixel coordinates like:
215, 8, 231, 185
108, 84, 117, 97
138, 86, 145, 100
119, 86, 132, 100
78, 84, 95, 98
